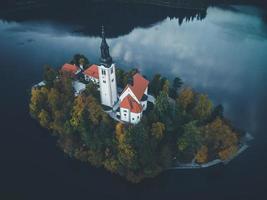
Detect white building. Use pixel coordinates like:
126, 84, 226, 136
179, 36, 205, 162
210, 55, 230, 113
98, 26, 118, 108
90, 27, 149, 124
72, 81, 86, 96
119, 73, 149, 124
98, 63, 118, 107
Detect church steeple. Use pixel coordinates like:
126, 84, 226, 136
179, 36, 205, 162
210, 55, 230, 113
100, 26, 112, 66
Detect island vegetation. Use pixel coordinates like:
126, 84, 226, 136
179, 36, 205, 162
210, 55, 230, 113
29, 54, 244, 183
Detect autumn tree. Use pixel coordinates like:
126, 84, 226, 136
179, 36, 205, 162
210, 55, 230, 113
87, 96, 109, 126
47, 88, 60, 113
38, 109, 50, 128
177, 87, 194, 112
193, 94, 213, 120
195, 145, 208, 163
201, 118, 238, 160
151, 122, 165, 140
162, 79, 170, 96
71, 54, 89, 67
29, 87, 48, 118
70, 95, 86, 130
116, 123, 125, 143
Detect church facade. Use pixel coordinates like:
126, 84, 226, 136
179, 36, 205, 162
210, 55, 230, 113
61, 27, 149, 124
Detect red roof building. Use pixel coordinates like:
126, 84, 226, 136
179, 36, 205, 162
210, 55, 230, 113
61, 64, 80, 76
121, 73, 149, 101
119, 73, 149, 124
83, 64, 99, 79
120, 95, 142, 113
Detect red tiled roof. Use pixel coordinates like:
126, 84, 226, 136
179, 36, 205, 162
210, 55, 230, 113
83, 64, 99, 79
120, 95, 142, 113
61, 63, 79, 74
128, 73, 149, 100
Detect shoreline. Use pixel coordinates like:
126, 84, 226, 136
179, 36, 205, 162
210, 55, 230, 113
168, 132, 253, 170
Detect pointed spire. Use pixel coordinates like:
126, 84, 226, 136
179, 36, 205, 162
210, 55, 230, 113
101, 25, 105, 41
100, 25, 112, 66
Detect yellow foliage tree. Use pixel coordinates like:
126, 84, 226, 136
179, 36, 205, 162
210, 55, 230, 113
38, 109, 50, 128
116, 123, 125, 143
151, 122, 165, 140
87, 96, 108, 125
177, 87, 194, 111
193, 94, 213, 119
201, 118, 238, 160
70, 95, 86, 128
30, 87, 48, 117
218, 146, 238, 161
195, 145, 208, 163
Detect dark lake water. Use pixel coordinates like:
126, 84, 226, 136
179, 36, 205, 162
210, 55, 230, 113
0, 3, 267, 200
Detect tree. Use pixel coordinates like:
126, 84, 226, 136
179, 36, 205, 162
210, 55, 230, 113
201, 118, 238, 160
218, 146, 237, 161
170, 77, 183, 99
115, 68, 125, 88
70, 95, 86, 130
193, 94, 213, 120
78, 58, 86, 69
87, 96, 109, 126
177, 87, 194, 111
115, 123, 125, 143
48, 88, 60, 112
149, 74, 162, 96
71, 54, 89, 67
38, 109, 50, 128
209, 104, 224, 121
151, 122, 165, 140
117, 142, 137, 170
173, 77, 183, 91
154, 91, 170, 116
195, 145, 208, 163
162, 79, 170, 96
43, 65, 57, 88
29, 87, 48, 118
84, 82, 99, 100
177, 121, 202, 154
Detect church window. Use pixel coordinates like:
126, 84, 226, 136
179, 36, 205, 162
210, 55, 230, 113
102, 69, 106, 75
112, 78, 114, 82
111, 67, 113, 74
103, 80, 106, 83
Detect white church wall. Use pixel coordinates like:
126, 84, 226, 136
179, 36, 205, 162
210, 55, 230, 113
98, 64, 118, 107
120, 108, 130, 122
130, 112, 141, 124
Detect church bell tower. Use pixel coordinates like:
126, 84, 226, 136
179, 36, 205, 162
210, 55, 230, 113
98, 26, 118, 108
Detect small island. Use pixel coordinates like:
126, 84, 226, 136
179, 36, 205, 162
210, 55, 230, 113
29, 28, 251, 183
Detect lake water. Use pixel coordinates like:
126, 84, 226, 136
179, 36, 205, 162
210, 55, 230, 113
0, 3, 267, 200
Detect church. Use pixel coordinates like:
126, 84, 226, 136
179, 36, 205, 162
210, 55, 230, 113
61, 27, 149, 124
